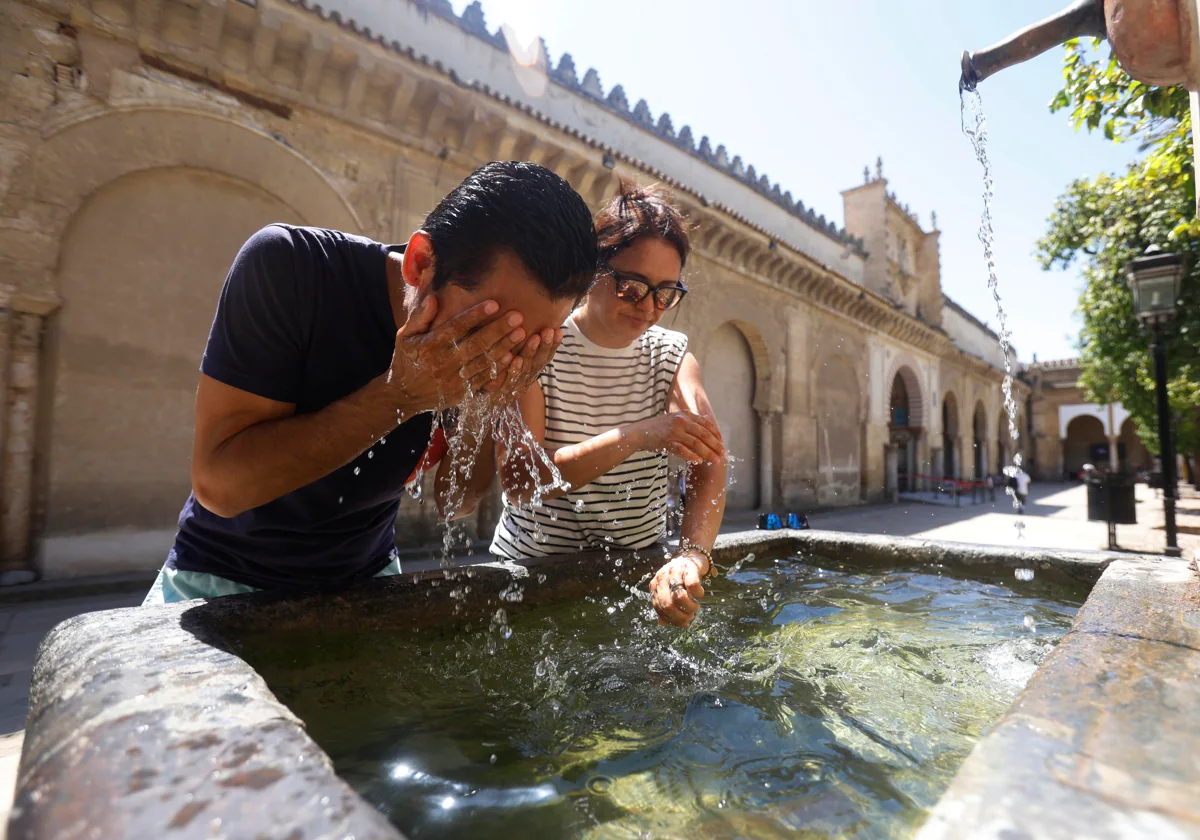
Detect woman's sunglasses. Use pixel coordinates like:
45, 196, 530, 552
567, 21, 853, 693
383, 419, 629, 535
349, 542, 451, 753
605, 267, 689, 311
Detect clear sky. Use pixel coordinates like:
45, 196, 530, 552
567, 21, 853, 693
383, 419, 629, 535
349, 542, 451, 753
449, 0, 1141, 363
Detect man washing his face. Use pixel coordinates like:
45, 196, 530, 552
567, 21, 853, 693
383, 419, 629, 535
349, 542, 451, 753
144, 162, 597, 603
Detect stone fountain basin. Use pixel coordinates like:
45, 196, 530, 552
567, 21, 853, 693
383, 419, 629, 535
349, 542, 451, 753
7, 530, 1199, 840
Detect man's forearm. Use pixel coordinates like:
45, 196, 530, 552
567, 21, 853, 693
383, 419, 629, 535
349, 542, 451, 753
195, 375, 406, 517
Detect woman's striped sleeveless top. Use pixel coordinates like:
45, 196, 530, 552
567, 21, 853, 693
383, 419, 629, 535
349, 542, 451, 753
490, 314, 688, 559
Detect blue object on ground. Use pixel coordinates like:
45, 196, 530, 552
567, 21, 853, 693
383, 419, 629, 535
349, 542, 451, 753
787, 512, 810, 530
757, 513, 783, 530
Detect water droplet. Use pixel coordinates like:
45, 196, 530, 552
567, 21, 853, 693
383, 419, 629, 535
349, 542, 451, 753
501, 626, 513, 640
1014, 568, 1035, 582
367, 450, 374, 459
1023, 615, 1037, 634
338, 496, 344, 504
574, 499, 585, 513
489, 754, 497, 764
353, 466, 361, 476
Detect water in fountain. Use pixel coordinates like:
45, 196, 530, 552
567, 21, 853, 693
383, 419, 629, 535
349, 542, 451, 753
240, 556, 1085, 840
960, 88, 1025, 515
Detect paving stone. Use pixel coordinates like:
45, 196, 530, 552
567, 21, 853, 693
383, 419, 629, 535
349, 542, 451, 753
0, 673, 31, 729
0, 632, 45, 677
6, 596, 141, 637
0, 731, 23, 840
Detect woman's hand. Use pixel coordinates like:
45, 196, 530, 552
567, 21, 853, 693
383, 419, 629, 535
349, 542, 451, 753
649, 550, 709, 627
632, 411, 724, 463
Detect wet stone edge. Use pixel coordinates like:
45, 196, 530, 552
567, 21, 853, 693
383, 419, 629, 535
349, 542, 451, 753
9, 530, 1160, 839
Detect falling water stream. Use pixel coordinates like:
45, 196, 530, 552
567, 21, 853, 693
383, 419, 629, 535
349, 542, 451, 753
403, 383, 575, 642
960, 89, 1025, 517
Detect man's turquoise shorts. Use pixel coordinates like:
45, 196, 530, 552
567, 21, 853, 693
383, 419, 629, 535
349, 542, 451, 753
142, 552, 404, 604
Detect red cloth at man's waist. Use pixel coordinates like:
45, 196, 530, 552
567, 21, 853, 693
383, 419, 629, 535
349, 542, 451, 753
405, 426, 448, 485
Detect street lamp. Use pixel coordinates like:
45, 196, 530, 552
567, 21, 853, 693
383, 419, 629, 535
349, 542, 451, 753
1125, 245, 1185, 558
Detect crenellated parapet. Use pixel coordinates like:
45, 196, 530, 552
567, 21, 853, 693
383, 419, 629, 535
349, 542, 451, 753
326, 0, 866, 255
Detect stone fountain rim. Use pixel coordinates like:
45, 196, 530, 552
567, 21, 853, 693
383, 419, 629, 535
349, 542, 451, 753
9, 530, 1190, 840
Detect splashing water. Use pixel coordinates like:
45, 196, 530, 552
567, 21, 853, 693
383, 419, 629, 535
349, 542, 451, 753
961, 89, 1024, 516
421, 385, 572, 636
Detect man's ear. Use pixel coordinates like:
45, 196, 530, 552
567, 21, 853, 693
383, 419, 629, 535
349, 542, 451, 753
402, 231, 437, 291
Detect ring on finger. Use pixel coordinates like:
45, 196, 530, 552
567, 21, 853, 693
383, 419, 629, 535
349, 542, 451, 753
669, 581, 686, 593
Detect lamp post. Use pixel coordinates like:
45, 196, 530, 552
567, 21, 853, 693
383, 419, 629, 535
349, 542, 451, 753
1124, 246, 1185, 558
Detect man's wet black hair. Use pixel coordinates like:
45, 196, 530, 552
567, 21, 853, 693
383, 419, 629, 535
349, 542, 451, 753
423, 161, 598, 300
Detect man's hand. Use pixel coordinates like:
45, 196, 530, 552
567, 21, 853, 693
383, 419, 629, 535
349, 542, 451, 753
386, 296, 527, 417
649, 551, 708, 627
632, 411, 725, 463
484, 327, 562, 407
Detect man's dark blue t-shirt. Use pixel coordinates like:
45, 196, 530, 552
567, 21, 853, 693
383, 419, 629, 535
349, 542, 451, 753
170, 224, 434, 591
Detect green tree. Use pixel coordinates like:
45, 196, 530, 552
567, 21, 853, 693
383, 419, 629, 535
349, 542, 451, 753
1037, 39, 1200, 473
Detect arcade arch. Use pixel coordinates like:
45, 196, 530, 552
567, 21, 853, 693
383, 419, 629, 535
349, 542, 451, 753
1118, 417, 1152, 473
1063, 415, 1107, 478
48, 167, 301, 531
941, 392, 960, 478
24, 108, 360, 547
704, 321, 760, 509
972, 401, 988, 479
888, 367, 922, 492
996, 410, 1011, 473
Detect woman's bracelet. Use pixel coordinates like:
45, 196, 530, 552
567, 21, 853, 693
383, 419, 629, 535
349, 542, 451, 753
678, 539, 716, 578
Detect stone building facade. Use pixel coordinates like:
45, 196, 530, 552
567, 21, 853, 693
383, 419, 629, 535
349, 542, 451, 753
0, 0, 1025, 579
1024, 358, 1152, 481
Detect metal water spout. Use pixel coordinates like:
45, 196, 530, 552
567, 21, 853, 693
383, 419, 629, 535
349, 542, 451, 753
961, 0, 1105, 91
961, 0, 1197, 92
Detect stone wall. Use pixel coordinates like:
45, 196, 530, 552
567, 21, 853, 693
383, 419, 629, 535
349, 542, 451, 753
0, 0, 1022, 579
942, 296, 1012, 371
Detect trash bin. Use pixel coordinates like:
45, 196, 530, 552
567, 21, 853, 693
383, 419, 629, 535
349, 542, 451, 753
1087, 473, 1137, 549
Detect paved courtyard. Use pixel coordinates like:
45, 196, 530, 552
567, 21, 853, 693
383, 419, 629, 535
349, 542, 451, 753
0, 591, 145, 837
763, 480, 1200, 558
0, 481, 1195, 834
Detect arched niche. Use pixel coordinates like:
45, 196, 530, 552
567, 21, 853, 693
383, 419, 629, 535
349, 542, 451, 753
704, 321, 761, 510
47, 166, 301, 532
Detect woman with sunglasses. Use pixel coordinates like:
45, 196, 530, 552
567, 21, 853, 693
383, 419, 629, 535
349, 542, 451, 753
490, 181, 728, 628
